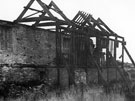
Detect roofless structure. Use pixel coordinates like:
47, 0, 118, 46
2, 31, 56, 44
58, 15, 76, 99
0, 0, 135, 93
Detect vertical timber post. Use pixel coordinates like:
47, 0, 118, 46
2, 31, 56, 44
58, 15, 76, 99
114, 37, 117, 80
68, 30, 75, 87
122, 38, 124, 68
106, 36, 109, 83
56, 21, 61, 88
114, 37, 117, 60
96, 37, 100, 84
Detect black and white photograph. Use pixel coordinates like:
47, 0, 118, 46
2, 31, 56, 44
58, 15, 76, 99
0, 0, 135, 101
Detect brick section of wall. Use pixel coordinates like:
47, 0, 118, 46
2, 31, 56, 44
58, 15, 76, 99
0, 23, 56, 65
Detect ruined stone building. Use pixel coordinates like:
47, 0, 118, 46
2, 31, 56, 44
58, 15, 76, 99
0, 0, 135, 91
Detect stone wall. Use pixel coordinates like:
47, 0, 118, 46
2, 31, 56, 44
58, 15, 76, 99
0, 21, 56, 65
86, 68, 122, 84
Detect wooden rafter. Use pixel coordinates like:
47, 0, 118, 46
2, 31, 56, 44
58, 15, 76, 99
33, 2, 53, 26
19, 16, 56, 22
36, 0, 54, 18
50, 1, 71, 24
36, 22, 68, 26
15, 0, 35, 23
97, 18, 116, 36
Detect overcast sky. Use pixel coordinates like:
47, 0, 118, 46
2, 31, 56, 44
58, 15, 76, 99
0, 0, 135, 62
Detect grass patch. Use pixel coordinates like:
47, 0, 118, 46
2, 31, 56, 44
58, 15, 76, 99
1, 85, 126, 101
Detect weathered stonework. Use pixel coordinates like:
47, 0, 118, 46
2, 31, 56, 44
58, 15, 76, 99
0, 21, 56, 65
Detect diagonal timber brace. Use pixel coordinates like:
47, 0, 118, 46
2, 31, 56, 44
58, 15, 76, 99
36, 0, 54, 18
14, 0, 35, 23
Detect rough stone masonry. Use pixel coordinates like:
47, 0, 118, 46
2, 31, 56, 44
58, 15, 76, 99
0, 20, 56, 65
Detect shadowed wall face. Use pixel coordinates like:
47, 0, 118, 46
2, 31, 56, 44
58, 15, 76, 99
0, 22, 56, 65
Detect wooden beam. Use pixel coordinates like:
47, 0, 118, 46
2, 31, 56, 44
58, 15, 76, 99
106, 36, 109, 82
18, 16, 66, 23
122, 39, 124, 68
74, 11, 84, 24
79, 11, 92, 27
33, 1, 53, 26
91, 16, 109, 34
19, 16, 52, 22
114, 37, 117, 59
50, 1, 70, 23
72, 11, 80, 21
89, 16, 109, 34
60, 26, 125, 44
36, 22, 56, 26
97, 18, 116, 35
37, 22, 68, 26
23, 11, 40, 19
123, 44, 135, 68
36, 0, 54, 18
60, 26, 110, 37
25, 7, 44, 13
14, 0, 35, 23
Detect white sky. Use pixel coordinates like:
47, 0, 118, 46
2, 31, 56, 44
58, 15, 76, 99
0, 0, 135, 63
